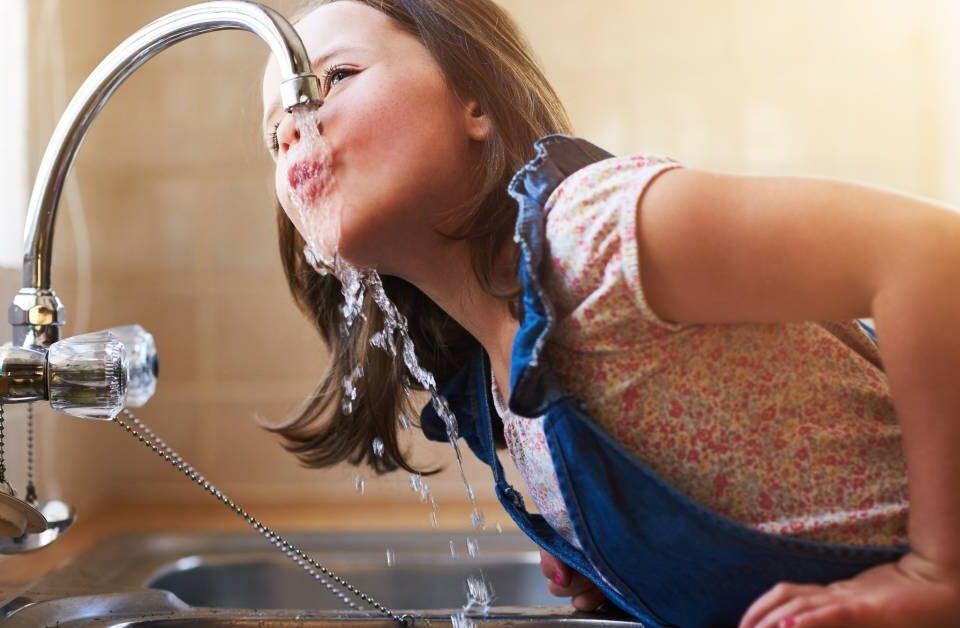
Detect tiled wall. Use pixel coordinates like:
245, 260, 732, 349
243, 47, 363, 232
10, 0, 956, 518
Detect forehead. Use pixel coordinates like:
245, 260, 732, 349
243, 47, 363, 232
261, 2, 399, 121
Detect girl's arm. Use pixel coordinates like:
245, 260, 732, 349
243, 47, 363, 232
635, 168, 960, 625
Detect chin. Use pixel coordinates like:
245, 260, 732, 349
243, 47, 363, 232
335, 218, 390, 270
335, 239, 379, 273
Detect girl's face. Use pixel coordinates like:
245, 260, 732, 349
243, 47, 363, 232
262, 1, 490, 274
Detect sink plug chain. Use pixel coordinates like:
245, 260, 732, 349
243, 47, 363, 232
115, 409, 414, 627
25, 403, 36, 503
0, 401, 6, 483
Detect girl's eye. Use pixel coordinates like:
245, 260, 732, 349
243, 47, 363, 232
322, 65, 357, 94
267, 121, 280, 153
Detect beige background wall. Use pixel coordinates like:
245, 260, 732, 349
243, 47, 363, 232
2, 1, 957, 524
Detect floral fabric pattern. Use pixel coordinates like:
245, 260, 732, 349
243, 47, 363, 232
492, 375, 583, 550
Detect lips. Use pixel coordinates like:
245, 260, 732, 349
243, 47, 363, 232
288, 159, 323, 188
287, 158, 332, 206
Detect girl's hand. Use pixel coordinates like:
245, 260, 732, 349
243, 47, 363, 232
538, 548, 607, 611
739, 552, 960, 628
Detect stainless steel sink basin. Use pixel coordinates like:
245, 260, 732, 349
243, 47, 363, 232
0, 530, 646, 626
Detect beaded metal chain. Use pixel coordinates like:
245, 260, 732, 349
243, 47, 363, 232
115, 409, 414, 627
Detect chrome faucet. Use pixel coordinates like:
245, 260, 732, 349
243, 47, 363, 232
10, 0, 321, 349
0, 0, 320, 549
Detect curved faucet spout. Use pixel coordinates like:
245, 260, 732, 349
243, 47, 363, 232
10, 0, 321, 348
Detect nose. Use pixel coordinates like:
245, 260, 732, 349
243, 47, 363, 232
275, 114, 300, 155
276, 108, 324, 156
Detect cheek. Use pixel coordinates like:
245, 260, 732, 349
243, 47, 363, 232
340, 71, 462, 163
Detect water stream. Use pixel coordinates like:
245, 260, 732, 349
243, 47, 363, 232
286, 108, 492, 620
286, 108, 481, 511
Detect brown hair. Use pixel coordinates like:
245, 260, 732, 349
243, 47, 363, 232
266, 0, 571, 475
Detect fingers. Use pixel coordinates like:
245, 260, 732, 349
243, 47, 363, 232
538, 548, 569, 583
539, 548, 587, 593
538, 549, 608, 612
547, 569, 598, 598
739, 582, 831, 628
572, 586, 608, 612
750, 593, 835, 628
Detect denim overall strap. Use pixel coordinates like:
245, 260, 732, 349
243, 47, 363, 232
507, 134, 615, 417
472, 348, 601, 575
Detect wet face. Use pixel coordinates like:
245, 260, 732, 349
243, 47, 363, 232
262, 1, 490, 274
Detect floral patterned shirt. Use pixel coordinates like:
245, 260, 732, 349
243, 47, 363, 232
498, 153, 908, 548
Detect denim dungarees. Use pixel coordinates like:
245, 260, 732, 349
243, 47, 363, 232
419, 134, 908, 628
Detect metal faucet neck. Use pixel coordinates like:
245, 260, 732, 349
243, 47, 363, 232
11, 0, 320, 348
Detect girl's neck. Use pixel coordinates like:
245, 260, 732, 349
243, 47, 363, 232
401, 239, 518, 391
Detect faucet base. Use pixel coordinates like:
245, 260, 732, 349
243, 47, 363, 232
8, 289, 65, 348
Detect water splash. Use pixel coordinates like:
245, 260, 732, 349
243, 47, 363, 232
353, 474, 365, 495
371, 437, 384, 458
451, 573, 494, 627
463, 573, 494, 614
450, 614, 475, 628
385, 548, 395, 567
449, 540, 457, 558
495, 522, 503, 534
466, 537, 479, 558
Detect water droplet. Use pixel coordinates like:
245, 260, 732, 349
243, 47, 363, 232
372, 437, 384, 458
470, 507, 485, 531
466, 537, 479, 558
449, 539, 457, 558
385, 548, 395, 567
495, 522, 503, 534
430, 509, 439, 528
354, 475, 365, 495
409, 473, 422, 493
398, 413, 412, 430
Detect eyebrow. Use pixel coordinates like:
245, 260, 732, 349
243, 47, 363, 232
263, 45, 369, 127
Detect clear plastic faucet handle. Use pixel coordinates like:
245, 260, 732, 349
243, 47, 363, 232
106, 325, 158, 407
47, 331, 127, 420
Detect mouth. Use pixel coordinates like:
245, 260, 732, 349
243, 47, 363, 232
287, 158, 332, 206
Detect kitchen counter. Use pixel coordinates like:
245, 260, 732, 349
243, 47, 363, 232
0, 499, 510, 601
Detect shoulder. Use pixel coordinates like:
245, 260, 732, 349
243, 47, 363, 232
543, 153, 684, 221
541, 152, 689, 333
542, 154, 684, 276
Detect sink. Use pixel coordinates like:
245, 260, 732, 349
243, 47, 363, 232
0, 530, 647, 626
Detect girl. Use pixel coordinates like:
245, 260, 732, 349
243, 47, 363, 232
260, 1, 960, 626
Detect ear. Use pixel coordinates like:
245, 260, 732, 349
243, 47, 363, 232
462, 98, 492, 142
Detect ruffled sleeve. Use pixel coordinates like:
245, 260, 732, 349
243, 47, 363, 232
542, 154, 689, 347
